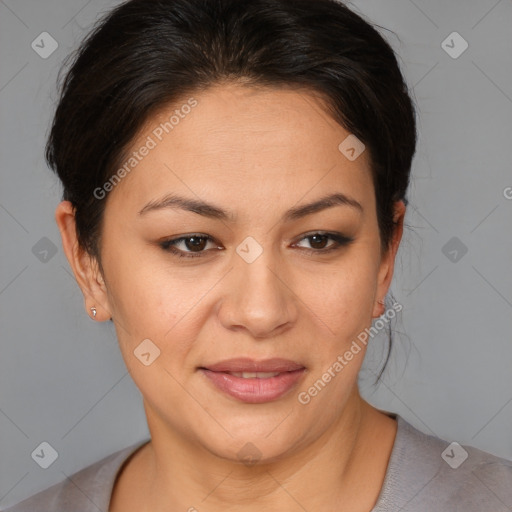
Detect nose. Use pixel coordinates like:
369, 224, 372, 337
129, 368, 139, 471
217, 249, 298, 339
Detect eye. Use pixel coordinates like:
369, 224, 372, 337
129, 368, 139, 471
294, 232, 354, 254
159, 231, 353, 260
159, 234, 220, 258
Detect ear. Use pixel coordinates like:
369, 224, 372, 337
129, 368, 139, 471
372, 200, 406, 318
55, 201, 112, 321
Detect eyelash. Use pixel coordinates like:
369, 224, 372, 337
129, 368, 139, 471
159, 232, 354, 259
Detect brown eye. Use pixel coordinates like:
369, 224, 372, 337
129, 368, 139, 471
295, 232, 354, 254
184, 236, 208, 251
160, 234, 219, 258
307, 234, 330, 249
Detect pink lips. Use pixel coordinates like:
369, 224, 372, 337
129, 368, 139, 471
199, 358, 306, 404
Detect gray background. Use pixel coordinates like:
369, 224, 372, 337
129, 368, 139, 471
1, 0, 511, 508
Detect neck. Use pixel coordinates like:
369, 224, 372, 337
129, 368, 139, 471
132, 393, 395, 512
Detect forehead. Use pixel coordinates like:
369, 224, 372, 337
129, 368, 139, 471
106, 83, 374, 212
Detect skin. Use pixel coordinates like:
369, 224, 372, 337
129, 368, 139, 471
56, 83, 405, 512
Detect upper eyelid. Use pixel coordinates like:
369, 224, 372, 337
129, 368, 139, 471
163, 231, 351, 250
161, 234, 219, 247
293, 230, 346, 239
166, 231, 342, 242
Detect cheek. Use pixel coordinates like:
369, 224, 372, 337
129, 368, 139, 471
100, 245, 181, 345
102, 244, 226, 367
104, 260, 203, 400
306, 253, 380, 340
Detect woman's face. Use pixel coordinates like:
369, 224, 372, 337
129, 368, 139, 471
77, 84, 402, 461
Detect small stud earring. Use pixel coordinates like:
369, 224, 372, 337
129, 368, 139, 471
90, 307, 97, 318
377, 299, 385, 305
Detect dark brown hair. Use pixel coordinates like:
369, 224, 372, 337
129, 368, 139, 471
46, 0, 416, 260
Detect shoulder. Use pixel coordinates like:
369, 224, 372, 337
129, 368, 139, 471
2, 439, 149, 512
374, 414, 512, 511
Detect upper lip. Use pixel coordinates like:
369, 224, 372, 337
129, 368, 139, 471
201, 358, 304, 373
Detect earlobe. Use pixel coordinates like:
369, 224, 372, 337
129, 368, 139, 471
55, 201, 112, 321
372, 298, 386, 319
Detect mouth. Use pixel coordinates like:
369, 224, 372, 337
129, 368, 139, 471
199, 358, 306, 404
223, 371, 283, 378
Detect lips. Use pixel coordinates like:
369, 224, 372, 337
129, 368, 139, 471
199, 358, 306, 403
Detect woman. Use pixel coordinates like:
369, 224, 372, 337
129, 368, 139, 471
5, 0, 511, 510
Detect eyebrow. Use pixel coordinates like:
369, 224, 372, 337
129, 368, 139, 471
138, 192, 363, 221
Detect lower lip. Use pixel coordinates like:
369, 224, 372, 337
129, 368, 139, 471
200, 369, 306, 403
